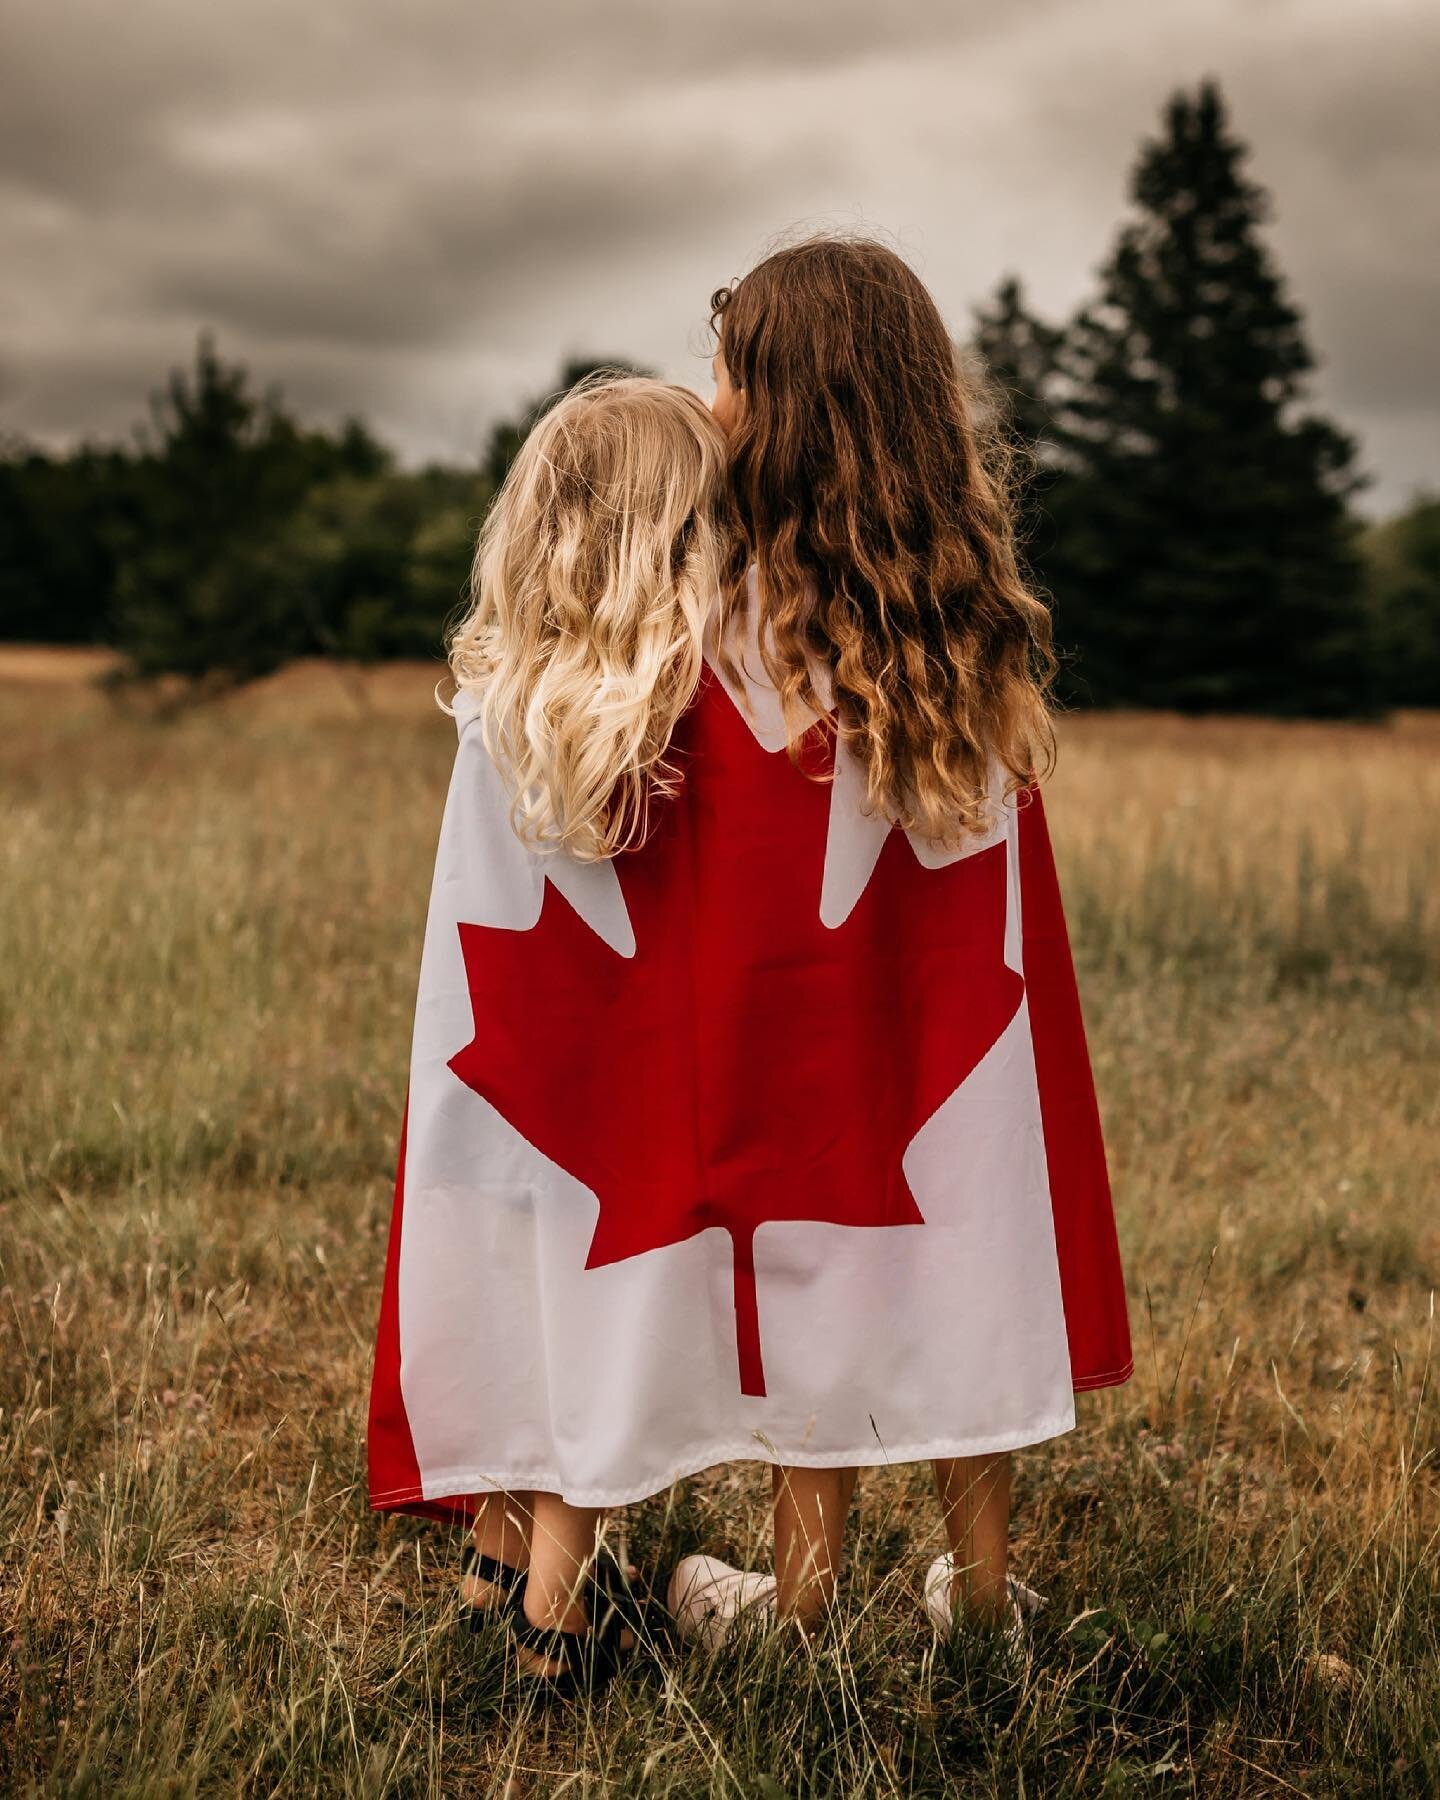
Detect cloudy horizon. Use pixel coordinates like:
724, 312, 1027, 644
3, 0, 1437, 513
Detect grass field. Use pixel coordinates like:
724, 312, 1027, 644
2, 655, 1438, 1796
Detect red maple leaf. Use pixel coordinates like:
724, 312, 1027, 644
448, 675, 1024, 1397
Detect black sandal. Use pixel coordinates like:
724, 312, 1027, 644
504, 1570, 631, 1699
590, 1546, 649, 1638
460, 1544, 647, 1640
458, 1545, 522, 1631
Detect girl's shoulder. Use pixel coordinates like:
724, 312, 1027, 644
448, 686, 484, 741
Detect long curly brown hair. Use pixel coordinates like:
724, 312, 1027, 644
711, 236, 1056, 843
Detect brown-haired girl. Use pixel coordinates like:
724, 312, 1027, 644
666, 236, 1131, 1647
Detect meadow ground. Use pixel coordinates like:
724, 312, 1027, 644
2, 653, 1437, 1797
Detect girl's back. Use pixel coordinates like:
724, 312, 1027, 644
369, 257, 1131, 1672
371, 605, 1127, 1511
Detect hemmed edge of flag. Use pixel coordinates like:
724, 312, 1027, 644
366, 1405, 1085, 1517
1071, 1357, 1135, 1392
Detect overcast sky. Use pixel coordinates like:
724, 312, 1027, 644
3, 0, 1436, 511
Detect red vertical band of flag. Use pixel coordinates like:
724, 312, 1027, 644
1019, 791, 1133, 1390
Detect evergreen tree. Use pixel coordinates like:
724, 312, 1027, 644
972, 276, 1065, 458
0, 443, 138, 643
1366, 495, 1440, 707
111, 337, 395, 687
970, 278, 1078, 677
278, 463, 484, 663
1050, 80, 1371, 715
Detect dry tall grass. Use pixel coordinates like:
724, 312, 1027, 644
2, 658, 1437, 1795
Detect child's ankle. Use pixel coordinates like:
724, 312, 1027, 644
523, 1567, 590, 1635
951, 1571, 1008, 1623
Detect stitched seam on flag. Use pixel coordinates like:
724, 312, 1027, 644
1074, 1359, 1134, 1382
1071, 1359, 1134, 1390
369, 1408, 1082, 1511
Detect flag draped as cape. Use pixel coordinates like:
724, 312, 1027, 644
369, 639, 1131, 1515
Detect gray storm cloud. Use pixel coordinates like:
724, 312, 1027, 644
2, 0, 1436, 508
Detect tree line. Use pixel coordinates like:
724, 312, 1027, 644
1, 80, 1436, 714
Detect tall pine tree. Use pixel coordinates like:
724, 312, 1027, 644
1049, 80, 1371, 715
973, 276, 1065, 458
970, 277, 1084, 688
112, 337, 391, 688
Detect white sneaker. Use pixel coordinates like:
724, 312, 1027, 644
667, 1554, 779, 1650
923, 1554, 1045, 1646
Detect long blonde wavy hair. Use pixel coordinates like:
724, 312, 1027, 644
449, 375, 727, 861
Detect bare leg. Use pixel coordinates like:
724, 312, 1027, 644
772, 1465, 857, 1630
462, 1489, 534, 1608
932, 1453, 1011, 1623
520, 1492, 634, 1676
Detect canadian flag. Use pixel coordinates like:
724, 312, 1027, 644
369, 632, 1131, 1517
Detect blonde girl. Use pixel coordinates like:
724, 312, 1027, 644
369, 376, 728, 1691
